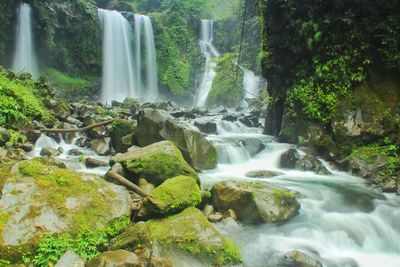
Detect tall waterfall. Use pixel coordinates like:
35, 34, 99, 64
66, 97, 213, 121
243, 69, 261, 98
133, 14, 159, 102
12, 3, 38, 78
194, 19, 220, 107
98, 9, 136, 104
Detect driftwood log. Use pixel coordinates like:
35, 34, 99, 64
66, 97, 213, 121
107, 171, 148, 198
40, 119, 115, 133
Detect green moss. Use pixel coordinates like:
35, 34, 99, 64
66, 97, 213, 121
247, 182, 264, 189
273, 189, 296, 199
147, 207, 241, 266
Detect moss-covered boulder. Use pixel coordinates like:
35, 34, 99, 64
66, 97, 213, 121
211, 180, 300, 224
86, 250, 142, 267
112, 141, 199, 186
139, 176, 201, 218
0, 158, 131, 260
109, 207, 242, 266
109, 119, 137, 153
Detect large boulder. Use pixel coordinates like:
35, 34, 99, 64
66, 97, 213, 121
211, 181, 300, 224
109, 207, 242, 266
55, 250, 85, 267
109, 119, 137, 153
137, 109, 217, 170
90, 137, 111, 156
0, 158, 132, 260
138, 176, 201, 218
86, 250, 143, 267
112, 141, 199, 186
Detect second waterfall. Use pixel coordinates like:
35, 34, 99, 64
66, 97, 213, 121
99, 10, 159, 104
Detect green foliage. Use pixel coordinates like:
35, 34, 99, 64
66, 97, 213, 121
23, 216, 130, 266
0, 68, 54, 129
207, 53, 243, 107
44, 68, 99, 100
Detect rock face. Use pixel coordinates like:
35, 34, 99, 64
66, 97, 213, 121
211, 181, 300, 224
109, 119, 137, 153
112, 141, 199, 186
109, 207, 242, 266
86, 250, 142, 267
136, 108, 217, 170
0, 158, 132, 259
139, 176, 201, 218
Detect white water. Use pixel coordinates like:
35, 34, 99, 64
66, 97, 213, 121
243, 69, 261, 98
99, 9, 136, 104
198, 115, 400, 267
194, 20, 220, 107
12, 3, 38, 78
133, 14, 159, 102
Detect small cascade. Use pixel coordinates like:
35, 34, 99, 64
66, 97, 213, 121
194, 19, 220, 107
133, 14, 159, 102
243, 69, 261, 98
98, 9, 136, 104
12, 3, 38, 78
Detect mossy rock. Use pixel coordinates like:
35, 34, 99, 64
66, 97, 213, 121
0, 158, 132, 261
112, 141, 199, 186
139, 176, 202, 218
109, 119, 137, 153
211, 180, 300, 224
110, 207, 242, 266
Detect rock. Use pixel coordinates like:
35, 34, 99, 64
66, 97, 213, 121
208, 212, 223, 222
209, 106, 227, 114
222, 114, 238, 122
121, 134, 135, 148
85, 157, 109, 168
245, 170, 282, 178
84, 117, 106, 138
77, 104, 95, 119
194, 121, 217, 134
109, 119, 137, 153
5, 148, 27, 161
53, 101, 70, 120
61, 122, 78, 144
222, 209, 237, 220
138, 178, 155, 195
108, 221, 151, 251
86, 250, 142, 267
143, 101, 180, 112
112, 141, 199, 186
211, 181, 300, 224
279, 148, 300, 169
283, 250, 323, 267
137, 109, 217, 170
0, 127, 10, 143
55, 250, 85, 267
40, 147, 61, 157
138, 176, 201, 218
64, 116, 83, 127
122, 98, 141, 114
240, 138, 266, 157
68, 148, 84, 156
90, 137, 111, 156
20, 143, 34, 152
149, 257, 173, 267
0, 159, 132, 260
296, 154, 330, 174
203, 205, 214, 217
170, 110, 196, 119
25, 130, 41, 143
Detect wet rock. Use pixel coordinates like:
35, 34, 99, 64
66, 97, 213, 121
208, 212, 223, 222
55, 250, 85, 267
77, 104, 95, 119
5, 148, 27, 160
222, 114, 238, 122
109, 119, 137, 153
90, 137, 111, 155
149, 257, 173, 267
143, 101, 180, 112
25, 130, 41, 143
86, 250, 142, 267
138, 176, 201, 218
170, 110, 196, 119
283, 250, 322, 267
68, 148, 83, 156
222, 209, 237, 220
53, 101, 70, 120
0, 127, 10, 143
85, 157, 108, 168
211, 180, 300, 224
40, 146, 61, 157
112, 141, 199, 186
61, 122, 77, 144
296, 154, 330, 174
194, 121, 217, 134
122, 98, 141, 114
279, 148, 300, 169
240, 138, 266, 157
209, 106, 227, 114
245, 170, 282, 178
203, 204, 214, 217
20, 143, 34, 152
84, 117, 106, 138
136, 108, 172, 147
0, 159, 132, 257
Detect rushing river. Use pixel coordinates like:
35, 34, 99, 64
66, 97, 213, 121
30, 113, 400, 267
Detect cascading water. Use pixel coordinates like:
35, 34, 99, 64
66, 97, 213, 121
194, 19, 220, 107
98, 9, 136, 104
133, 14, 159, 102
243, 69, 261, 98
196, 113, 400, 267
12, 3, 38, 78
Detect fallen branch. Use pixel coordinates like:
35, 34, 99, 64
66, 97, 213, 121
41, 119, 115, 133
107, 171, 148, 198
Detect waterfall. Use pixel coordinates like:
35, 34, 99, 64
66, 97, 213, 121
243, 69, 261, 98
194, 19, 220, 107
98, 9, 136, 104
12, 3, 38, 78
133, 14, 159, 102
